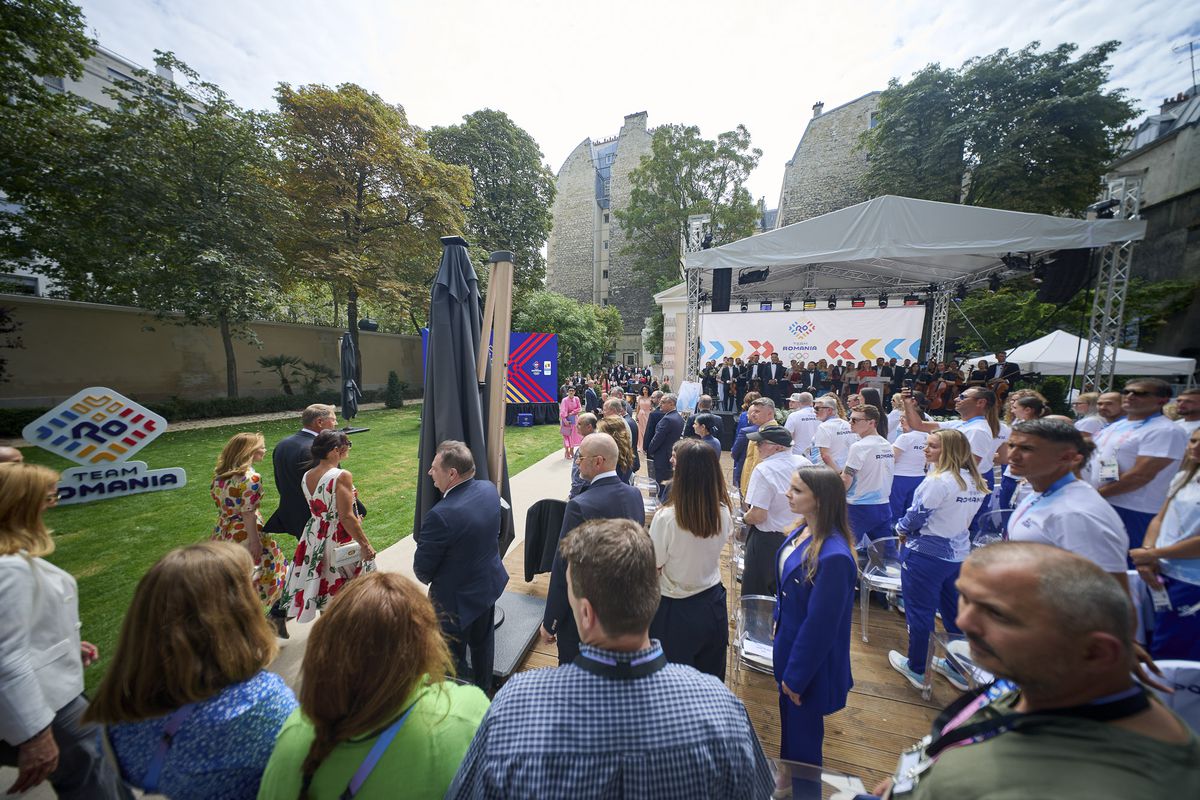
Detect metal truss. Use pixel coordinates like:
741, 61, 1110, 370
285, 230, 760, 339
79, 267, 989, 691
1082, 177, 1142, 391
685, 266, 701, 380
929, 290, 950, 363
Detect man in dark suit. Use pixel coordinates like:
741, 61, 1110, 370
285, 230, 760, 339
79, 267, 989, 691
719, 357, 737, 412
414, 440, 508, 692
262, 403, 338, 638
765, 353, 787, 405
584, 379, 601, 414
989, 350, 1022, 389
646, 393, 685, 501
540, 433, 645, 664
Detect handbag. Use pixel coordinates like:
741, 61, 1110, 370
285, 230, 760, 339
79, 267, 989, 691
327, 541, 363, 570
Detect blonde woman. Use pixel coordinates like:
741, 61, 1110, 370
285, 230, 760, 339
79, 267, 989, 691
890, 428, 990, 692
211, 433, 287, 610
0, 463, 128, 798
86, 542, 296, 799
596, 416, 636, 484
257, 573, 488, 799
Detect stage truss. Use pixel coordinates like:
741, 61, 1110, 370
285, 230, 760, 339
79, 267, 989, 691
1082, 176, 1142, 392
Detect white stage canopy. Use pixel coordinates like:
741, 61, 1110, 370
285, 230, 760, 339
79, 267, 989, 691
684, 195, 1147, 287
1006, 329, 1196, 378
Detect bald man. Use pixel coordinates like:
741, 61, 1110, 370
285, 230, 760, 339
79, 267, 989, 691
0, 447, 23, 463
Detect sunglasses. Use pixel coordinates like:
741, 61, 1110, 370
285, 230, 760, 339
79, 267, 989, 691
1120, 389, 1155, 397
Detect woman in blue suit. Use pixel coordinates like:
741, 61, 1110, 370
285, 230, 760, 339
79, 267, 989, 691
773, 465, 856, 791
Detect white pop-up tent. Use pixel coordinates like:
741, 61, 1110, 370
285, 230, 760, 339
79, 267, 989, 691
1006, 329, 1195, 378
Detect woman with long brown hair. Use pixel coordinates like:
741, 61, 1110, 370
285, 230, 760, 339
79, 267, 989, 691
211, 432, 287, 611
86, 541, 295, 799
257, 572, 489, 799
773, 466, 856, 789
596, 415, 636, 485
647, 439, 734, 679
0, 463, 129, 798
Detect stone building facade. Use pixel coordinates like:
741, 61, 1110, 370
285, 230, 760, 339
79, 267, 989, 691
775, 92, 881, 228
546, 112, 654, 365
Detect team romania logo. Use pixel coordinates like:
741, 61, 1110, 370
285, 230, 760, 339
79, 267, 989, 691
789, 320, 817, 340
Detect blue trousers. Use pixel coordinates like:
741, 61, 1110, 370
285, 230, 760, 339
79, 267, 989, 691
997, 474, 1019, 511
849, 502, 893, 547
969, 470, 996, 534
779, 693, 824, 764
1151, 576, 1200, 660
1114, 505, 1154, 552
901, 550, 962, 674
649, 583, 728, 680
889, 475, 924, 526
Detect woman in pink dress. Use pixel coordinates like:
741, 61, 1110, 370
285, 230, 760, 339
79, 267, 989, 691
636, 385, 653, 453
559, 386, 583, 458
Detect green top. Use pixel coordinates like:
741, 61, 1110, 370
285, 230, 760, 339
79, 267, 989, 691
256, 680, 489, 800
909, 690, 1200, 799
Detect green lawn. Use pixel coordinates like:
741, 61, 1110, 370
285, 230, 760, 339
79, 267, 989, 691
22, 407, 562, 691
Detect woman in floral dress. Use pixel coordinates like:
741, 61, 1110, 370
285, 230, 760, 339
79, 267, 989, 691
280, 430, 376, 623
211, 432, 287, 610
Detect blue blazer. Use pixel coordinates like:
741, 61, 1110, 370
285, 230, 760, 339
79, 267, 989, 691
414, 479, 508, 628
730, 417, 755, 487
646, 410, 684, 478
542, 476, 645, 636
772, 527, 856, 715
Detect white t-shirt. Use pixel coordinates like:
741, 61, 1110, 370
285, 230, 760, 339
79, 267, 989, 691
1177, 418, 1200, 437
1075, 415, 1107, 435
649, 505, 733, 598
814, 417, 854, 470
745, 450, 809, 533
942, 416, 1001, 474
898, 469, 985, 561
1008, 476, 1129, 573
844, 433, 895, 506
886, 409, 903, 443
892, 430, 929, 477
784, 407, 820, 460
1160, 470, 1200, 585
1089, 414, 1188, 513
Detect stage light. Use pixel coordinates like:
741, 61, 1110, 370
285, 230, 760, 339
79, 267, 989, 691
740, 298, 748, 312
760, 300, 773, 311
737, 267, 770, 285
803, 295, 817, 310
827, 296, 837, 309
851, 295, 866, 308
878, 293, 888, 308
955, 284, 968, 301
988, 274, 1002, 292
926, 284, 937, 297
903, 293, 921, 306
783, 297, 792, 311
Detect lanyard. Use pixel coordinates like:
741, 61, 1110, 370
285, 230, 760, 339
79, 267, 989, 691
574, 647, 668, 679
142, 702, 197, 793
340, 703, 418, 799
1008, 473, 1075, 532
1101, 414, 1162, 454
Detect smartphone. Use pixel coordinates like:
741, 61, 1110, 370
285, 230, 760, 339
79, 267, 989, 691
903, 379, 915, 390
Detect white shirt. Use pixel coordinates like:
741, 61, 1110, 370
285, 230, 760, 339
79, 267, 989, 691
784, 407, 820, 459
941, 416, 1000, 474
886, 409, 903, 443
892, 430, 929, 477
1008, 476, 1129, 573
844, 433, 895, 506
1075, 414, 1107, 435
1159, 470, 1200, 585
814, 417, 854, 470
1177, 417, 1200, 437
745, 450, 809, 533
1089, 414, 1187, 513
899, 470, 985, 561
649, 505, 733, 598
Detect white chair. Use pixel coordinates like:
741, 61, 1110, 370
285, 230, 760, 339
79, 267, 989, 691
1150, 660, 1200, 733
735, 594, 776, 675
859, 536, 903, 643
766, 759, 866, 798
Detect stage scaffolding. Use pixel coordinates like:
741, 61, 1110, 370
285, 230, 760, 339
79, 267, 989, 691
1082, 176, 1143, 392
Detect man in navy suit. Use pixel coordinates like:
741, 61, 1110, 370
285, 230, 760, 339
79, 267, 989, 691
646, 393, 684, 501
540, 433, 645, 664
415, 440, 508, 692
584, 379, 601, 414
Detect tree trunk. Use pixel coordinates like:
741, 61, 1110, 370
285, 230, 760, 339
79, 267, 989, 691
219, 313, 239, 398
347, 284, 362, 384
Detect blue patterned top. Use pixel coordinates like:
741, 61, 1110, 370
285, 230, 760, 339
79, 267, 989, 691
446, 641, 773, 799
108, 670, 297, 800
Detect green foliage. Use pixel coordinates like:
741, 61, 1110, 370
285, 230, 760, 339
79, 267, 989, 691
0, 0, 91, 108
861, 42, 1137, 215
428, 109, 556, 297
0, 306, 23, 383
616, 123, 761, 293
646, 308, 665, 359
385, 370, 405, 408
256, 354, 302, 394
513, 290, 623, 376
949, 277, 1198, 354
296, 360, 336, 395
1037, 376, 1068, 413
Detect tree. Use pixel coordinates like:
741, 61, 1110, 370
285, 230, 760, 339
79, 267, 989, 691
513, 290, 623, 376
0, 0, 91, 107
616, 123, 761, 294
273, 83, 473, 381
861, 42, 1137, 216
1, 53, 293, 397
428, 109, 556, 296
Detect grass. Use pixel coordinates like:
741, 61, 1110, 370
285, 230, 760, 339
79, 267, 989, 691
22, 406, 563, 692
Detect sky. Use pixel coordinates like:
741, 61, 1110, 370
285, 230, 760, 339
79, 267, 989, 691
77, 0, 1199, 205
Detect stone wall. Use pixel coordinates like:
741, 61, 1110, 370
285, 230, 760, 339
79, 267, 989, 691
606, 112, 655, 337
545, 138, 600, 305
776, 92, 881, 228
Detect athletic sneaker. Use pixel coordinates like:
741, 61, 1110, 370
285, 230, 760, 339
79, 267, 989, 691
932, 656, 970, 691
888, 650, 926, 690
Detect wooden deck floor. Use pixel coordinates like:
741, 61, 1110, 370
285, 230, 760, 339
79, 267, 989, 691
501, 458, 959, 787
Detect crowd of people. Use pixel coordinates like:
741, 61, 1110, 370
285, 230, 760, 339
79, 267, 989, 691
2, 365, 1199, 798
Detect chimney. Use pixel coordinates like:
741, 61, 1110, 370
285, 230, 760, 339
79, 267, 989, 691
812, 101, 824, 118
155, 64, 174, 84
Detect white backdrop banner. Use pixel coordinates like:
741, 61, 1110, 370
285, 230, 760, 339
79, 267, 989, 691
699, 307, 924, 364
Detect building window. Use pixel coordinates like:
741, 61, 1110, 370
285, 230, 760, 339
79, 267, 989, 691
0, 274, 39, 296
107, 67, 136, 84
603, 212, 610, 224
43, 76, 64, 93
601, 177, 611, 200
603, 270, 609, 278
868, 111, 880, 129
603, 241, 608, 250
602, 299, 608, 306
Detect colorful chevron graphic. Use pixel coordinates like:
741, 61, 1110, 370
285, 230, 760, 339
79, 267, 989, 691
505, 332, 557, 403
22, 388, 168, 466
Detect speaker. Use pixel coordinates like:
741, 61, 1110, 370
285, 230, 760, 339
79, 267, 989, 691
711, 268, 731, 312
1037, 249, 1093, 304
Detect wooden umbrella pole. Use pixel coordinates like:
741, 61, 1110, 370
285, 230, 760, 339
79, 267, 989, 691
478, 274, 498, 384
485, 252, 515, 489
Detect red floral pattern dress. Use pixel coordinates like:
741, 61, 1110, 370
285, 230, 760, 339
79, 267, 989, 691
280, 467, 367, 623
210, 470, 287, 609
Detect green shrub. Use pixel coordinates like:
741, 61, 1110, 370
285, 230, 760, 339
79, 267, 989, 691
385, 371, 405, 408
0, 407, 49, 438
1037, 376, 1068, 414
